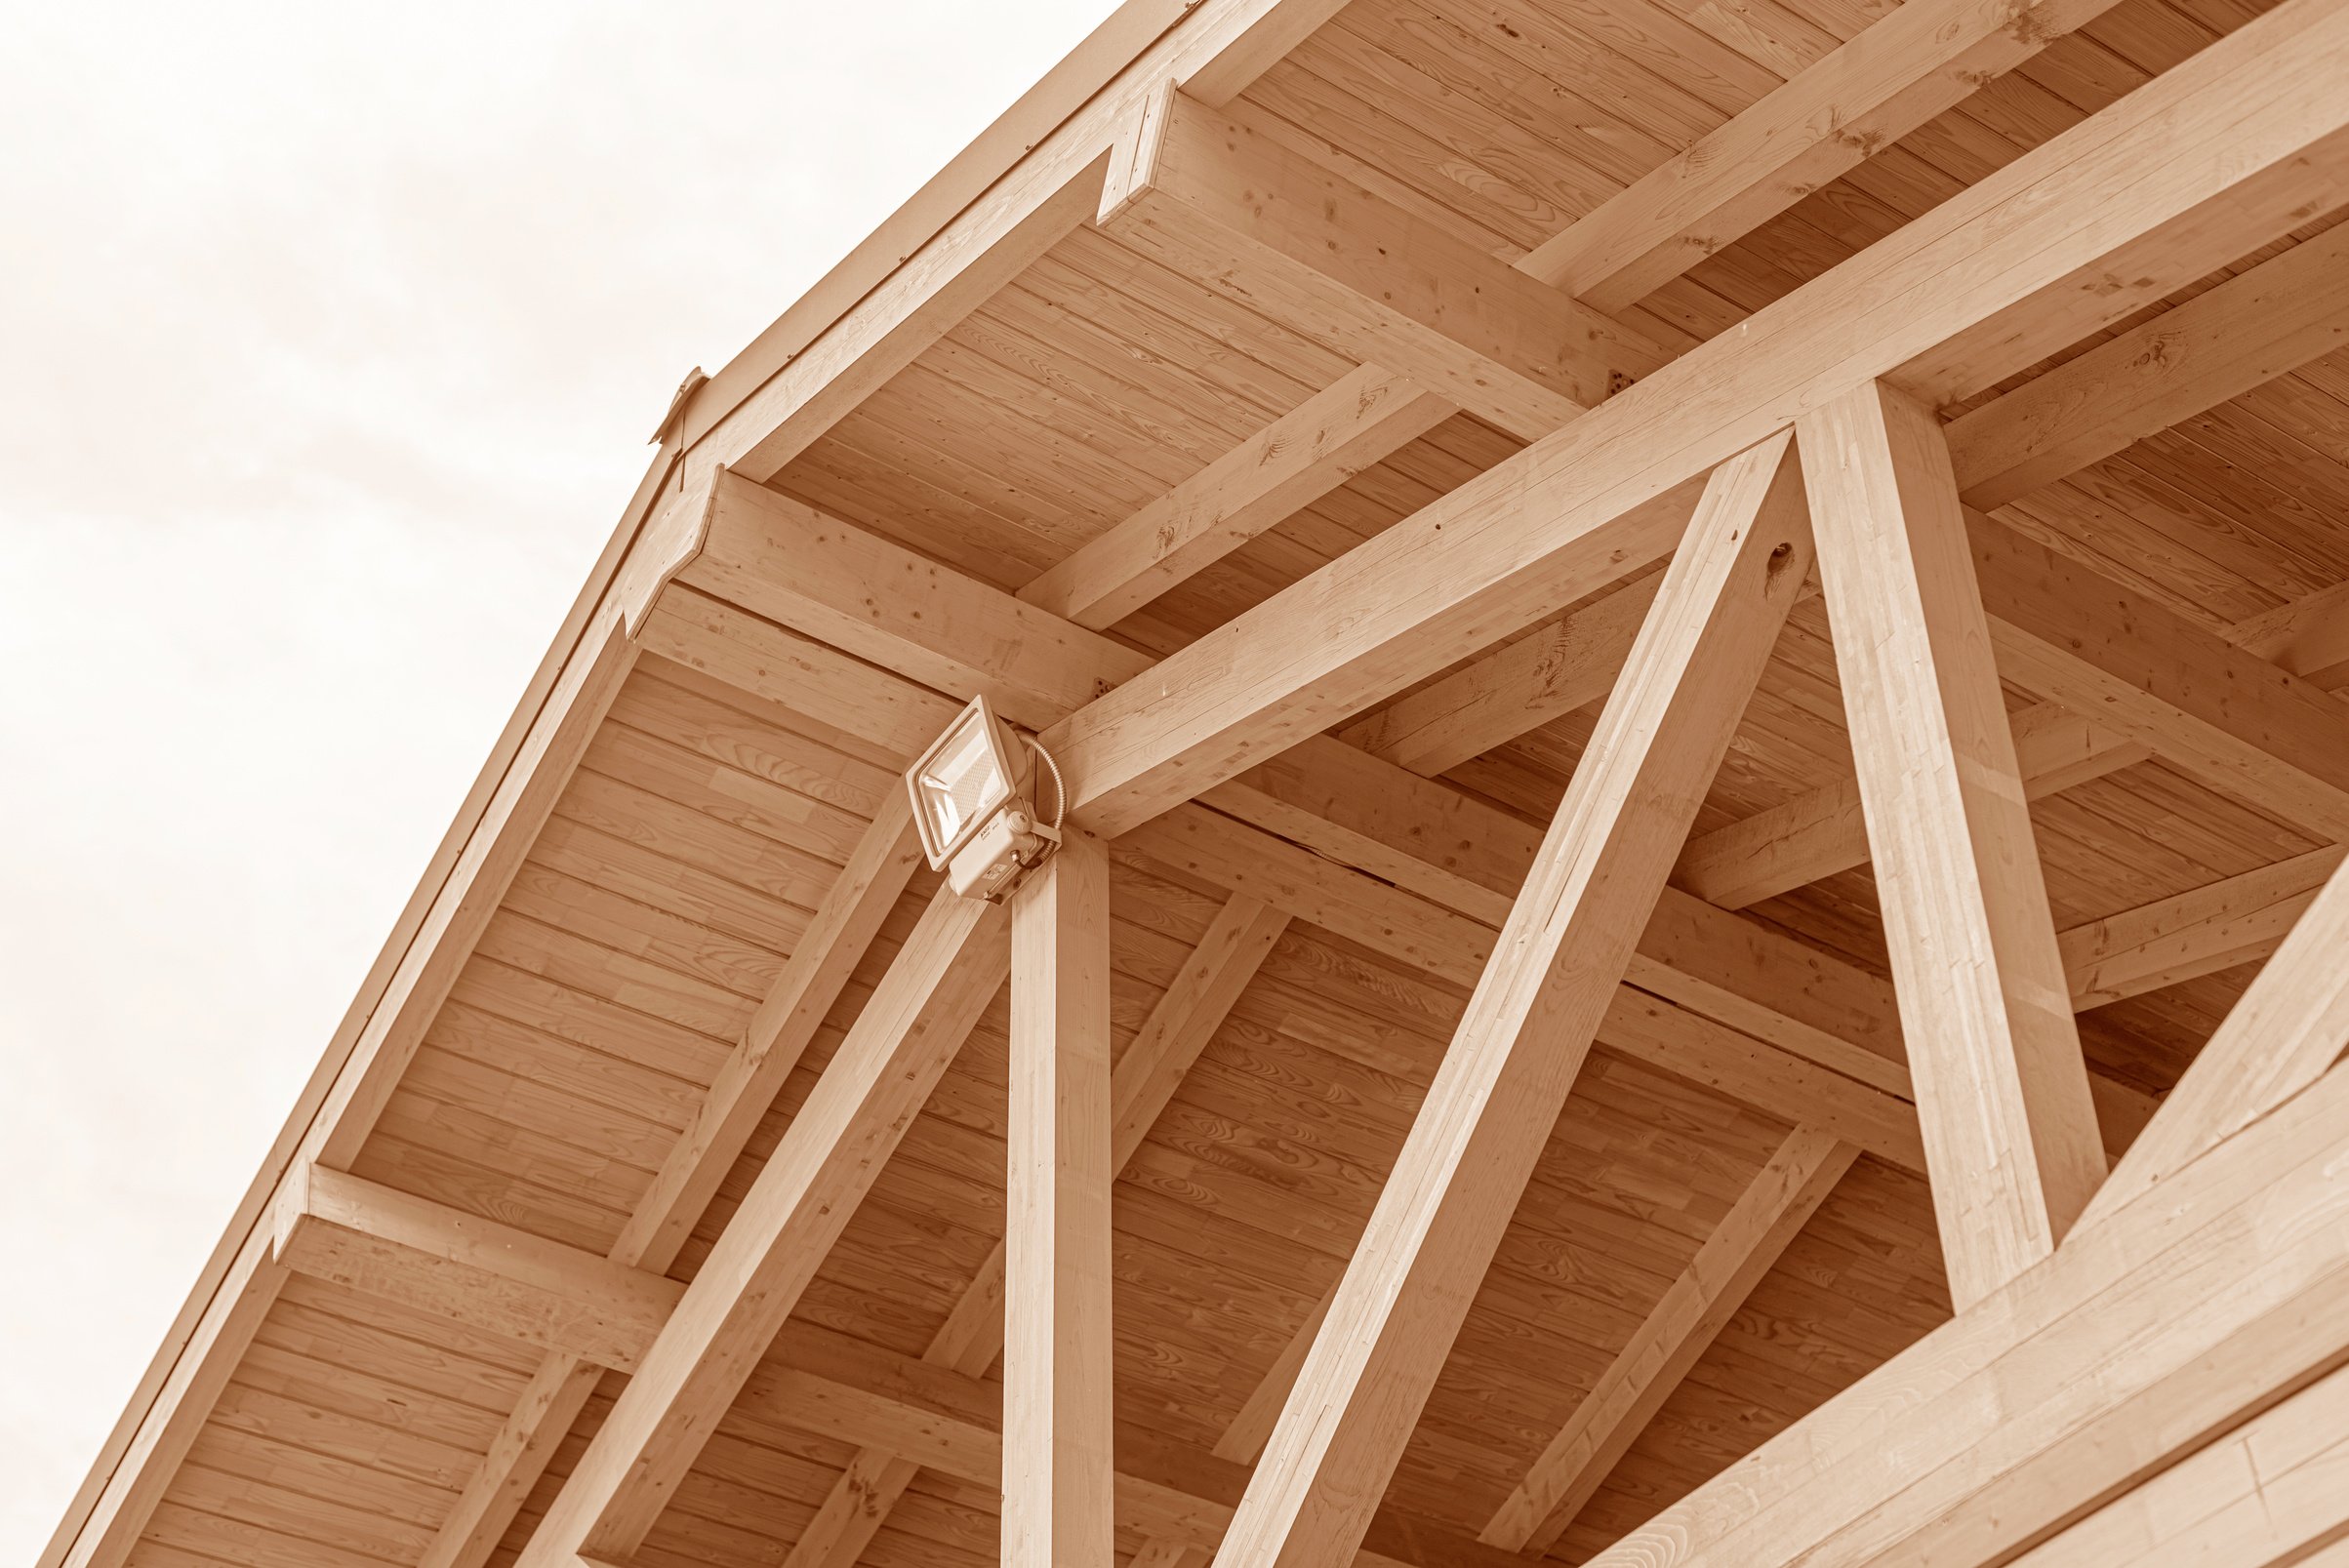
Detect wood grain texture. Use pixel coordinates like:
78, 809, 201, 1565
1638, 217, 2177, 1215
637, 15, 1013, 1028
1800, 379, 2104, 1308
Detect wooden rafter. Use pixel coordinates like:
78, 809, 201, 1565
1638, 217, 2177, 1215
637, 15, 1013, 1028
1480, 1128, 1857, 1552
1518, 0, 2135, 311
1214, 434, 1813, 1568
1800, 379, 2104, 1307
2058, 845, 2346, 1010
1017, 364, 1455, 630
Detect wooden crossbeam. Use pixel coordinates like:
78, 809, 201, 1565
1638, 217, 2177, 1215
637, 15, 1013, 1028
2080, 852, 2349, 1226
1343, 221, 2349, 793
513, 886, 1010, 1567
260, 1161, 1548, 1568
1801, 379, 2104, 1308
270, 1165, 681, 1372
1213, 434, 1813, 1568
1519, 0, 2133, 311
1481, 1127, 1855, 1552
647, 474, 1907, 1110
1018, 365, 1455, 630
1041, 0, 2349, 838
785, 891, 1289, 1568
1948, 220, 2349, 510
2059, 845, 2346, 1009
1969, 511, 2349, 844
633, 567, 2148, 1181
1004, 829, 1116, 1568
1097, 87, 1668, 439
1678, 577, 2349, 910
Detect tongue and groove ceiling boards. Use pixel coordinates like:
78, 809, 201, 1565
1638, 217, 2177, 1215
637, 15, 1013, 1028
43, 0, 2349, 1566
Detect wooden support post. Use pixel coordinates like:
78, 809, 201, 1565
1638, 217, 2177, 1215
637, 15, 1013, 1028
1480, 1127, 1857, 1552
1005, 829, 1116, 1568
1212, 433, 1813, 1568
783, 892, 1288, 1568
1798, 380, 2104, 1308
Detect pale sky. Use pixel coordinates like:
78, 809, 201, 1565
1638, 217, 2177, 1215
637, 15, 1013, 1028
0, 1, 1121, 1553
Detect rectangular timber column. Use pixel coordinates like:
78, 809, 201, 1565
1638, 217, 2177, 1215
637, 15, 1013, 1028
1005, 827, 1115, 1568
1211, 431, 1814, 1568
1797, 379, 2105, 1310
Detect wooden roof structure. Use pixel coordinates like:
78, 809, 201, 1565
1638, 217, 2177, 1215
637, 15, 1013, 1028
45, 0, 2349, 1563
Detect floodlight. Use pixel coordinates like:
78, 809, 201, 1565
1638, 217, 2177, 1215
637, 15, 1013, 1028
905, 696, 1065, 901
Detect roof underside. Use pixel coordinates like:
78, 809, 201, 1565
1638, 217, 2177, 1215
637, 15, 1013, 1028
55, 0, 2349, 1565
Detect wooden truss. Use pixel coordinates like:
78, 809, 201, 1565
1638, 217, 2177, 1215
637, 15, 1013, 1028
45, 0, 2349, 1566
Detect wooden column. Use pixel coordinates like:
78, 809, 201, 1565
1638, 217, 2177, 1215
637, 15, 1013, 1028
1797, 379, 2104, 1309
1210, 431, 1814, 1568
1005, 829, 1116, 1568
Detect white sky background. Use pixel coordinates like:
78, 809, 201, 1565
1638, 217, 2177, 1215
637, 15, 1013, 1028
0, 1, 1121, 1552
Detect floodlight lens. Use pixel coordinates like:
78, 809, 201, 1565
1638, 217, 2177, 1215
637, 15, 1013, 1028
917, 715, 1008, 846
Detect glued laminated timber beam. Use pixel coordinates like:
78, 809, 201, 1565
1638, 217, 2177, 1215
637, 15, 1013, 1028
1039, 0, 2349, 839
1207, 435, 1815, 1568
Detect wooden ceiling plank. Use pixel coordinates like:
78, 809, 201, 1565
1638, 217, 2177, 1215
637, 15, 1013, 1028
511, 886, 1011, 1566
1041, 0, 2349, 838
1211, 433, 1813, 1568
1800, 378, 2105, 1308
1098, 86, 1670, 438
1017, 365, 1456, 630
2079, 851, 2349, 1226
1004, 829, 1118, 1568
1480, 1127, 1858, 1552
786, 890, 1288, 1568
1519, 0, 2137, 312
413, 794, 928, 1568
